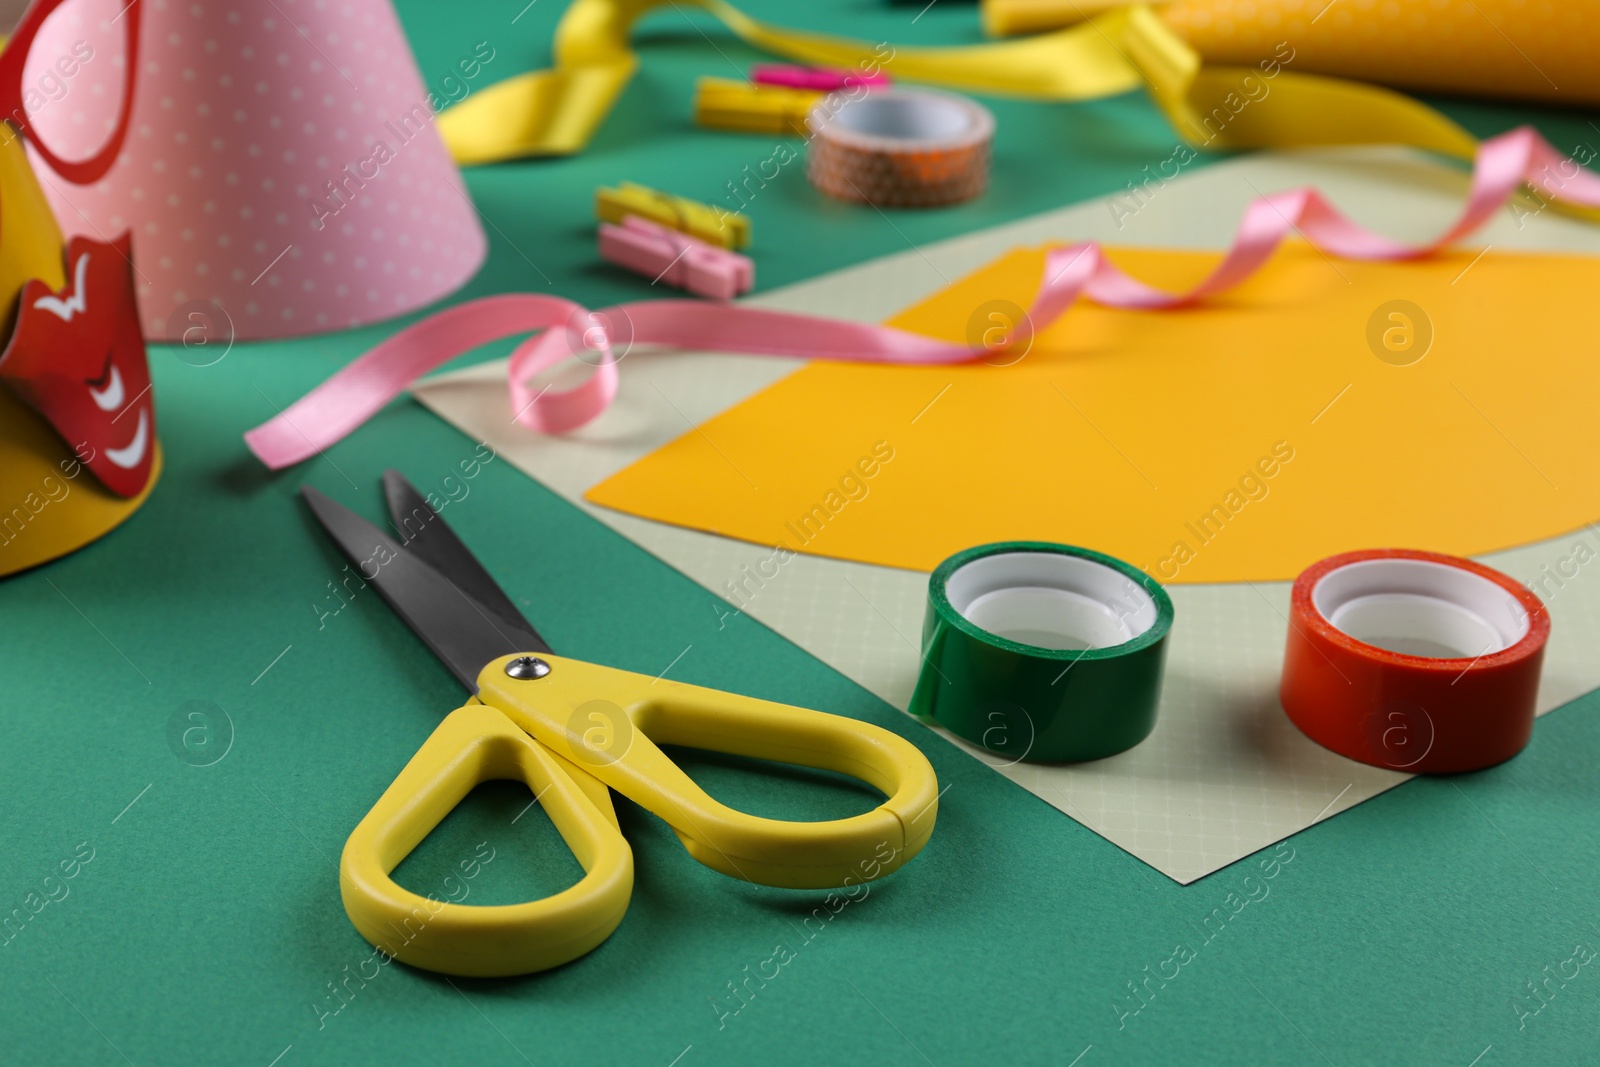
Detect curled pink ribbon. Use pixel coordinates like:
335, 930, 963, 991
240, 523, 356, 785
245, 126, 1600, 470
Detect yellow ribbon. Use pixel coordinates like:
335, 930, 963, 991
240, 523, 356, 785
438, 0, 1483, 166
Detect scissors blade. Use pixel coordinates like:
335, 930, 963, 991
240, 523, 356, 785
302, 486, 552, 693
380, 469, 541, 638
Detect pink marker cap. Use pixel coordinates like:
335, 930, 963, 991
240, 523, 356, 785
750, 64, 891, 93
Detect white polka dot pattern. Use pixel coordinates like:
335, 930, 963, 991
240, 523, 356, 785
21, 0, 486, 340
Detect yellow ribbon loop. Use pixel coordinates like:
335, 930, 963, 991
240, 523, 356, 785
435, 0, 1543, 212
439, 0, 1156, 162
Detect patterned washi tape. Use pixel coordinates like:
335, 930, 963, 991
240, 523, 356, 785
806, 90, 994, 208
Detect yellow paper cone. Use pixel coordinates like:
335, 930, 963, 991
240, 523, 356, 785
0, 133, 159, 577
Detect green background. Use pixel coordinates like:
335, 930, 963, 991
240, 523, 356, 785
4, 1, 1598, 1064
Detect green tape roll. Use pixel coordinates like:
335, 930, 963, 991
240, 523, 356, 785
909, 542, 1174, 763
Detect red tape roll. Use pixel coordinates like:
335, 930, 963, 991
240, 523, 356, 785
1281, 549, 1549, 774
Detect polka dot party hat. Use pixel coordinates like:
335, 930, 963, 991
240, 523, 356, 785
21, 0, 487, 340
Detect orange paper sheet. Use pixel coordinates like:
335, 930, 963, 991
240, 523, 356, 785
586, 244, 1600, 584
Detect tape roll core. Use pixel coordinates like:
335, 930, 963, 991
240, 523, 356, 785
1282, 549, 1548, 773
946, 551, 1161, 651
911, 543, 1172, 763
1314, 558, 1530, 659
830, 95, 976, 141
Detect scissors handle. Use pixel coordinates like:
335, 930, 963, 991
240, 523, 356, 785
339, 703, 633, 977
477, 654, 941, 889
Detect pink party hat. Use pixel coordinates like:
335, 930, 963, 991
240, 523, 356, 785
21, 0, 486, 340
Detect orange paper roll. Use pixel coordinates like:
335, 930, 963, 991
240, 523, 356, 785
984, 0, 1600, 107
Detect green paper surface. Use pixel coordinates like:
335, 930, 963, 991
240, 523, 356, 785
2, 1, 1598, 1063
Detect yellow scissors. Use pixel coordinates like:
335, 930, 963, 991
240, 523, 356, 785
302, 473, 939, 977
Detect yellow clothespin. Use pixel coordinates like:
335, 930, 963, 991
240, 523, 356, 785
594, 181, 750, 250
693, 77, 821, 139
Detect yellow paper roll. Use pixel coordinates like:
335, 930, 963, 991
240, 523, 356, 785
987, 0, 1600, 106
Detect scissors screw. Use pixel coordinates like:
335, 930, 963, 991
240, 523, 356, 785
505, 656, 552, 680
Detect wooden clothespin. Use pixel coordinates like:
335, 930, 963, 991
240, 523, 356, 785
594, 181, 750, 250
598, 215, 754, 301
693, 77, 820, 138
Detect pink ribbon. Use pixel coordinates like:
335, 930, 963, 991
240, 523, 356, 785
245, 126, 1600, 470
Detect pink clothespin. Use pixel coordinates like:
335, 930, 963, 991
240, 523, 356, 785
750, 64, 891, 93
598, 215, 754, 301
